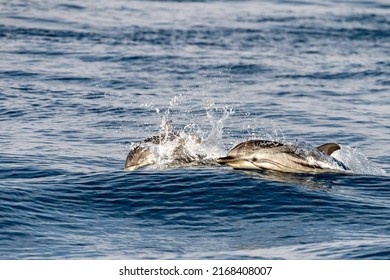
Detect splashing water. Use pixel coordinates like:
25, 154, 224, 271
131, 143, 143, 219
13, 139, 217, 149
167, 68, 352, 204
127, 90, 386, 175
123, 70, 386, 175
151, 107, 232, 169
332, 146, 386, 176
124, 87, 235, 170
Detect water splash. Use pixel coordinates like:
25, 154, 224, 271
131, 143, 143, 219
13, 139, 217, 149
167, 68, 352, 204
332, 146, 386, 176
138, 72, 236, 167
123, 69, 386, 175
124, 83, 235, 170
127, 91, 386, 175
150, 106, 231, 169
128, 94, 386, 175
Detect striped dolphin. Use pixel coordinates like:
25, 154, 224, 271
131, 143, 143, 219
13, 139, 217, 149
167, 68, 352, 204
216, 140, 347, 173
124, 121, 213, 171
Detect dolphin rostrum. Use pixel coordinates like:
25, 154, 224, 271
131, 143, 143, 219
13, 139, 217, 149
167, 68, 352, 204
216, 140, 347, 173
124, 120, 214, 171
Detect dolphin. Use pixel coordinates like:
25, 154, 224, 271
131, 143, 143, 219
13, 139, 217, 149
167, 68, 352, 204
124, 121, 214, 171
124, 145, 157, 171
216, 140, 347, 173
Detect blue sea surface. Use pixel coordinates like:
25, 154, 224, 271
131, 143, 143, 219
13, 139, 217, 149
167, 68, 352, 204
0, 0, 389, 259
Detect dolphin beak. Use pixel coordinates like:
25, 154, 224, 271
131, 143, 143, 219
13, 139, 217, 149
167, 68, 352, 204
217, 156, 259, 170
216, 156, 250, 168
216, 156, 239, 165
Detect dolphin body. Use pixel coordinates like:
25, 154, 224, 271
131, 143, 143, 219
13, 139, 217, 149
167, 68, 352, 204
124, 121, 213, 171
216, 140, 347, 173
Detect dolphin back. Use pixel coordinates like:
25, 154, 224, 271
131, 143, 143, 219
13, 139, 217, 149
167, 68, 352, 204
227, 140, 286, 157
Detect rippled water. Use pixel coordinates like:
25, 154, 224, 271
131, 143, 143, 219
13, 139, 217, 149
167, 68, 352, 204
0, 0, 389, 259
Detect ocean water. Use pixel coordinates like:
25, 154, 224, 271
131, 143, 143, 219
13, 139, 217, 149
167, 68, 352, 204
0, 0, 389, 259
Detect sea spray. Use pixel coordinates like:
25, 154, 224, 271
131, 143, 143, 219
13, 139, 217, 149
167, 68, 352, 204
332, 146, 386, 176
125, 86, 235, 170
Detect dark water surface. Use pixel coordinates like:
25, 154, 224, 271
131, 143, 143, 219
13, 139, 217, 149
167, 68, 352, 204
0, 0, 389, 259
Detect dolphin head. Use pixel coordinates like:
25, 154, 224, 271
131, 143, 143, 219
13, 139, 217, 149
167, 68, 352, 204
216, 140, 290, 170
216, 155, 260, 169
124, 145, 157, 171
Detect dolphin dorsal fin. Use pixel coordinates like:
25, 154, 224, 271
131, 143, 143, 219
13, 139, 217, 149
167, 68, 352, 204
316, 143, 341, 156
